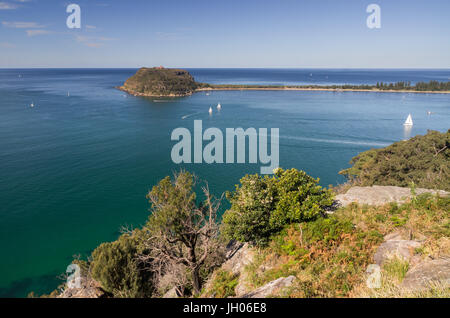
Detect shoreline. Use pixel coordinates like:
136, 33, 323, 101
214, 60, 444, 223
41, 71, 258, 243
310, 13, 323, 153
196, 87, 450, 94
117, 85, 450, 97
117, 85, 194, 97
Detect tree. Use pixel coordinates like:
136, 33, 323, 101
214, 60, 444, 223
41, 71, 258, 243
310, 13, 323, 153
222, 168, 334, 246
142, 171, 224, 295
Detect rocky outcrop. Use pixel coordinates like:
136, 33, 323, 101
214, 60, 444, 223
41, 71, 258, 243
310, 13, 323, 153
204, 241, 297, 298
221, 242, 255, 276
162, 287, 179, 298
374, 239, 422, 266
336, 186, 448, 207
370, 230, 450, 294
58, 277, 106, 298
401, 258, 450, 291
241, 276, 296, 298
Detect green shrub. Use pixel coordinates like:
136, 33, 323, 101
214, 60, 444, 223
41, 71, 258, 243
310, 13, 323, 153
222, 168, 334, 246
90, 229, 153, 297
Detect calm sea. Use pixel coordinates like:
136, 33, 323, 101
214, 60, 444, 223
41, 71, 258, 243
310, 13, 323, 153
0, 68, 449, 297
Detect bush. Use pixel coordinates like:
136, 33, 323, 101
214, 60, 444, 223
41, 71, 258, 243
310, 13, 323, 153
221, 168, 334, 246
90, 229, 153, 297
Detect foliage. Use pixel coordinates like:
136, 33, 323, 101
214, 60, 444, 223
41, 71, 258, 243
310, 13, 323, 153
90, 229, 153, 298
382, 258, 409, 283
144, 171, 225, 296
205, 270, 239, 298
240, 193, 448, 298
340, 130, 450, 191
221, 168, 334, 246
248, 216, 382, 297
209, 80, 450, 92
121, 67, 199, 96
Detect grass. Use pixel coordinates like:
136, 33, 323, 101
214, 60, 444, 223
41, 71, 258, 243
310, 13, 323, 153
382, 257, 410, 283
202, 270, 239, 298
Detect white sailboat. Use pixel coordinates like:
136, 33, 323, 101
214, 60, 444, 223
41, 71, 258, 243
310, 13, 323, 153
208, 107, 213, 114
217, 103, 221, 110
30, 102, 34, 108
403, 114, 413, 126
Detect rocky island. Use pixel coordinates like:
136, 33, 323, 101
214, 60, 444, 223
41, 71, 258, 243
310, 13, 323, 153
118, 67, 450, 97
118, 67, 202, 97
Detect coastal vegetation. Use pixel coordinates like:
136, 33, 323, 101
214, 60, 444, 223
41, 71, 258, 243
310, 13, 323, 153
202, 80, 450, 92
228, 192, 449, 298
34, 131, 449, 298
339, 130, 450, 191
118, 67, 450, 97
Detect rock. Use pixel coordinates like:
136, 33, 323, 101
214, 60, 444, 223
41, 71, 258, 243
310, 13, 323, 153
241, 276, 296, 298
401, 258, 450, 291
162, 287, 179, 298
203, 241, 254, 297
225, 240, 244, 260
336, 186, 448, 207
383, 231, 404, 241
222, 243, 254, 276
374, 239, 422, 265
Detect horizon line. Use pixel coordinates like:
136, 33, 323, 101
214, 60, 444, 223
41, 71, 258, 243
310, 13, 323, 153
1, 67, 450, 70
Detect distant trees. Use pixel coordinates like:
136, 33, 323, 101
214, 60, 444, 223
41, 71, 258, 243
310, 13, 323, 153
208, 80, 450, 92
374, 80, 449, 91
121, 67, 199, 96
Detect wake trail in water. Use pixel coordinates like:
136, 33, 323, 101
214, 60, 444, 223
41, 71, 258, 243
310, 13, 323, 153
282, 135, 391, 147
181, 112, 201, 119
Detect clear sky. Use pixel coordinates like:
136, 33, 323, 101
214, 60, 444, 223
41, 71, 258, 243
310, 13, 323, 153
0, 0, 449, 68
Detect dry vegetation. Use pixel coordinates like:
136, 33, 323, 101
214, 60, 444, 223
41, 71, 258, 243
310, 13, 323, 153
227, 192, 449, 298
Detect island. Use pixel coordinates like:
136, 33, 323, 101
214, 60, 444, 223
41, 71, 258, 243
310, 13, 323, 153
118, 67, 450, 97
118, 67, 202, 97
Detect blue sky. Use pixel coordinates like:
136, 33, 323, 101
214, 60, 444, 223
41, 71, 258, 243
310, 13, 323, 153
0, 0, 449, 68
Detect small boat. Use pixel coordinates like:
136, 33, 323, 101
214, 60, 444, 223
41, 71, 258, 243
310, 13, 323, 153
209, 107, 213, 114
217, 103, 221, 110
403, 114, 413, 126
67, 91, 70, 97
30, 102, 34, 108
206, 92, 210, 96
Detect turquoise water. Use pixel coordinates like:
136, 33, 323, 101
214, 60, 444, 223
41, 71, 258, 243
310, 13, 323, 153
0, 69, 449, 297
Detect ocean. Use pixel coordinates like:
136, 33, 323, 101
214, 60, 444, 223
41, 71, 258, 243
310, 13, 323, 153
0, 68, 449, 297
